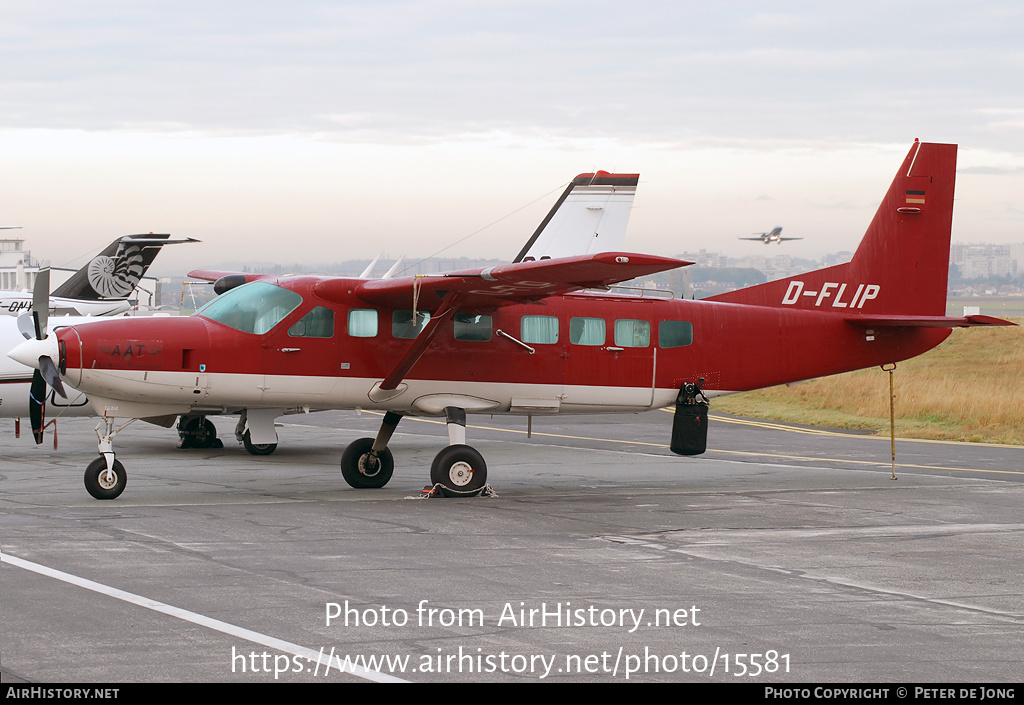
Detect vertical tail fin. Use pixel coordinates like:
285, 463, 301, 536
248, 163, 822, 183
514, 172, 638, 262
707, 141, 957, 316
51, 234, 195, 300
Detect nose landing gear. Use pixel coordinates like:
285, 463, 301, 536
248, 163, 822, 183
84, 417, 134, 500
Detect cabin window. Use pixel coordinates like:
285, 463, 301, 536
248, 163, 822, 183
614, 319, 651, 348
521, 315, 558, 344
392, 310, 431, 339
569, 317, 606, 346
454, 313, 492, 341
289, 306, 335, 338
348, 309, 378, 338
197, 281, 302, 335
659, 320, 694, 348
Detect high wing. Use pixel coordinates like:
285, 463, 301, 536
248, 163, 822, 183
317, 252, 690, 311
192, 253, 689, 311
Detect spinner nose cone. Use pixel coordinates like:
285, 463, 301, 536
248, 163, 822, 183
8, 335, 59, 370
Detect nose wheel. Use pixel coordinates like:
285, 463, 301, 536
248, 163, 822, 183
85, 418, 132, 499
84, 457, 127, 500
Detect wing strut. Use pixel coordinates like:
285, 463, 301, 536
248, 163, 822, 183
378, 291, 463, 391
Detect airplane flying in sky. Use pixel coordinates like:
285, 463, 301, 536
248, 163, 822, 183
10, 142, 1013, 500
0, 233, 197, 317
739, 226, 801, 245
1, 173, 639, 450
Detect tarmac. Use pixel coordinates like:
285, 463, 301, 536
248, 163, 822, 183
2, 409, 1022, 683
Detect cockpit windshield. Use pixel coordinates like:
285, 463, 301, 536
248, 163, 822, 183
195, 281, 303, 335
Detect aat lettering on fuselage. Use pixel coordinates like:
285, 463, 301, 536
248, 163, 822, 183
781, 281, 880, 309
97, 340, 164, 369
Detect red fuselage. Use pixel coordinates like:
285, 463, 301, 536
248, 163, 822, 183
53, 276, 949, 419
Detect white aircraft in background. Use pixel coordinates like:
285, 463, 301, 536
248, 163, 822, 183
0, 233, 197, 317
739, 226, 801, 245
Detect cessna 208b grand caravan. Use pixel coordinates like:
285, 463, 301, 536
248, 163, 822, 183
9, 142, 1013, 500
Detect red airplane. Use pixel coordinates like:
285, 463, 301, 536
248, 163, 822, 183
9, 141, 1013, 500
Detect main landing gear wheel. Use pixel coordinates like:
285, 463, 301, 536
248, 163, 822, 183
84, 457, 127, 500
430, 445, 487, 495
242, 430, 277, 456
178, 416, 220, 449
340, 438, 394, 489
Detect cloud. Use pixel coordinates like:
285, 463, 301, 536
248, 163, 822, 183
1, 1, 1022, 152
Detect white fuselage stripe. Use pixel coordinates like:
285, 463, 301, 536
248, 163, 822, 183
77, 369, 698, 416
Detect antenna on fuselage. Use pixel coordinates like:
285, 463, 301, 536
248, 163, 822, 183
359, 254, 382, 279
381, 255, 406, 280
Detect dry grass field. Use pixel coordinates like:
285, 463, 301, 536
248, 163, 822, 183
713, 318, 1024, 445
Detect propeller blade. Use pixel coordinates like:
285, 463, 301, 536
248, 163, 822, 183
39, 355, 67, 399
17, 312, 34, 340
29, 371, 46, 444
32, 267, 50, 339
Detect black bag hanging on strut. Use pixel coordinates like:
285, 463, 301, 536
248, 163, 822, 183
670, 380, 709, 456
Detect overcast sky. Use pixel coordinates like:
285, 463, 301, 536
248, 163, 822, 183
2, 1, 1023, 275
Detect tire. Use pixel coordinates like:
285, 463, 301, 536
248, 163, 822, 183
430, 445, 487, 494
340, 438, 394, 489
181, 416, 218, 449
243, 429, 277, 456
84, 457, 127, 500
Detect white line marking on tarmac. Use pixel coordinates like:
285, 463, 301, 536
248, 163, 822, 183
0, 552, 407, 683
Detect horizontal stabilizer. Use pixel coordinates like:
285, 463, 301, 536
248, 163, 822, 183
845, 314, 1016, 328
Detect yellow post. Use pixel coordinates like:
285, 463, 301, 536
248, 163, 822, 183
881, 363, 897, 480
